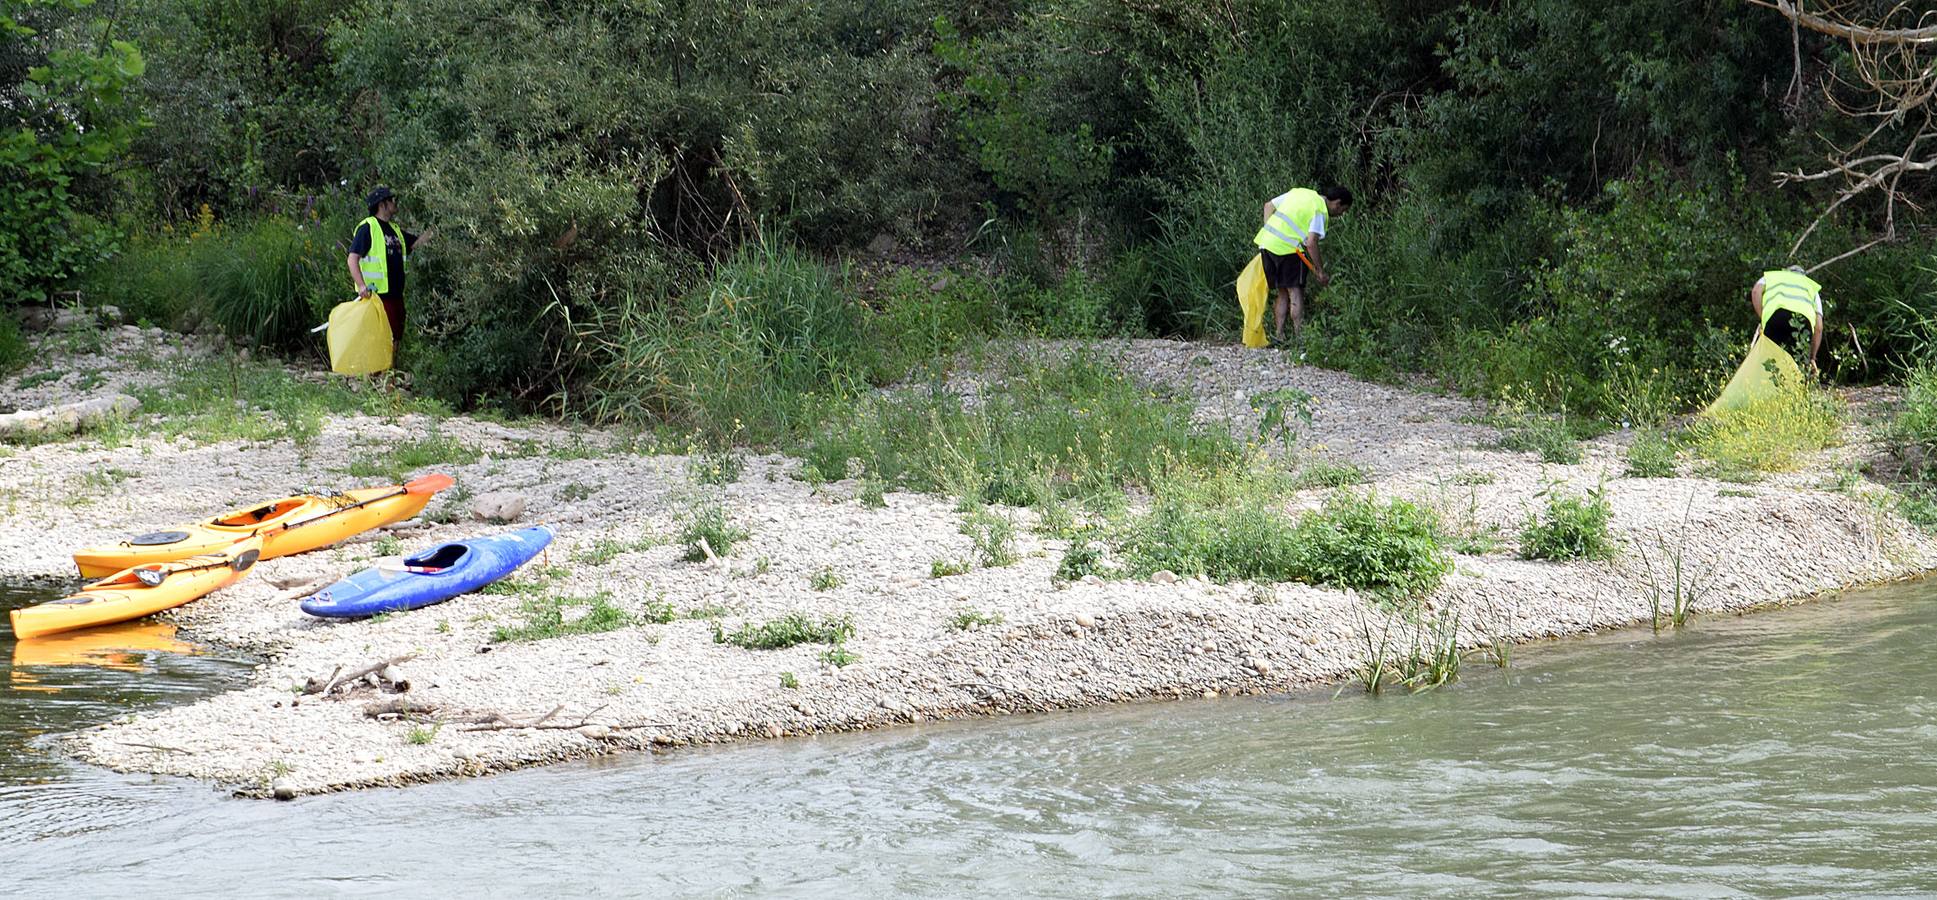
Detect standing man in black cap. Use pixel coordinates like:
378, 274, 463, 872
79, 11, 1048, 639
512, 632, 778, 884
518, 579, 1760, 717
346, 186, 434, 351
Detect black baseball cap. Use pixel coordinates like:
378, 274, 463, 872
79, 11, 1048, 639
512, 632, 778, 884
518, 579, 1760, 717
365, 186, 396, 213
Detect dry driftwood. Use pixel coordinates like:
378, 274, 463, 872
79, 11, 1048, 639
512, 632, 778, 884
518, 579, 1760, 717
0, 394, 139, 440
303, 653, 417, 696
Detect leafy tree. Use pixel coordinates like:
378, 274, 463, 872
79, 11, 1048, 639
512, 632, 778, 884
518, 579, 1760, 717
2, 0, 144, 302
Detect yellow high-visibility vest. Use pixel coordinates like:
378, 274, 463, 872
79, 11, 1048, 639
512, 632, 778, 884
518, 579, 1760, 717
1760, 269, 1823, 334
1253, 188, 1326, 255
356, 216, 408, 294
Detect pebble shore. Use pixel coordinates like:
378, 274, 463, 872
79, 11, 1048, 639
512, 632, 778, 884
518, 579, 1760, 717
5, 328, 1930, 797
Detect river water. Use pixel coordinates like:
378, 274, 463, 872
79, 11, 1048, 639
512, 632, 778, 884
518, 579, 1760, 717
3, 579, 1934, 897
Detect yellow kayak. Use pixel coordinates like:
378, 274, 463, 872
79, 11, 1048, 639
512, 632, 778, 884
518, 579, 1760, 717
72, 474, 455, 578
11, 537, 263, 640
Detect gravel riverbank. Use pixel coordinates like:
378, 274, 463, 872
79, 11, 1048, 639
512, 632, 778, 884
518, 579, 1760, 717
6, 328, 1931, 797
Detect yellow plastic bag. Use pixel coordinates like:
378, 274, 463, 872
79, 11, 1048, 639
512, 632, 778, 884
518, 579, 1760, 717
325, 295, 394, 375
1236, 254, 1269, 348
1702, 334, 1804, 416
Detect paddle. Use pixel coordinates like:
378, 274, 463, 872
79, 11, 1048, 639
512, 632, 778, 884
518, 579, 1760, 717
276, 473, 456, 535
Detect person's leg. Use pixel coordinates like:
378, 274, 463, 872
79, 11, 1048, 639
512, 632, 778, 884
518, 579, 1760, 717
1272, 287, 1290, 341
380, 293, 405, 351
1288, 286, 1306, 338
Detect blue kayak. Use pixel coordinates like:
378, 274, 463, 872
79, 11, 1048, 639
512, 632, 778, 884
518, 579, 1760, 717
301, 525, 554, 618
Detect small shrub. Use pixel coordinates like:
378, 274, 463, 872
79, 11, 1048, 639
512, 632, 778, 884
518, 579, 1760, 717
715, 613, 855, 650
0, 315, 26, 374
680, 504, 750, 561
930, 558, 971, 578
406, 723, 441, 745
949, 609, 1004, 631
810, 567, 843, 591
820, 644, 860, 667
1452, 469, 1497, 486
1897, 485, 1937, 532
1519, 486, 1618, 561
779, 671, 800, 689
1053, 540, 1103, 583
858, 478, 887, 508
1623, 430, 1678, 478
1287, 491, 1451, 597
961, 508, 1017, 567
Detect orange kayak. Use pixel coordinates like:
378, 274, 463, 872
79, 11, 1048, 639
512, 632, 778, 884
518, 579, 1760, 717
12, 537, 263, 640
72, 474, 454, 578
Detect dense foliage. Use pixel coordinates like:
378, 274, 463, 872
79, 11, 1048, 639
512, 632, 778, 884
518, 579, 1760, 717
8, 0, 1935, 422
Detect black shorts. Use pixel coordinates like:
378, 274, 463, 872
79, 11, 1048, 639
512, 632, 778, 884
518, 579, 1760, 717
1763, 309, 1808, 350
1260, 248, 1308, 290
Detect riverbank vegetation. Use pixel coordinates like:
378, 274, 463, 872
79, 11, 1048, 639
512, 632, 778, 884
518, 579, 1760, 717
7, 0, 1937, 534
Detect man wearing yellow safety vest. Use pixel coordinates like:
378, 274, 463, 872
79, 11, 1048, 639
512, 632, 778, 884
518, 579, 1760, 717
1254, 185, 1351, 342
1750, 265, 1824, 369
346, 186, 435, 350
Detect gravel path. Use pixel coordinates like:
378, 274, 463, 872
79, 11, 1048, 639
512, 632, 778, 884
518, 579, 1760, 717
4, 330, 1930, 797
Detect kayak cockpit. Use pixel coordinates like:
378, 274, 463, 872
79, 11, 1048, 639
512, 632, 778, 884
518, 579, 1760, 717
404, 544, 469, 574
211, 497, 309, 528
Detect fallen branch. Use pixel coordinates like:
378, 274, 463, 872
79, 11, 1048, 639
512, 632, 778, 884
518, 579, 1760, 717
459, 703, 608, 732
114, 741, 190, 754
303, 653, 417, 696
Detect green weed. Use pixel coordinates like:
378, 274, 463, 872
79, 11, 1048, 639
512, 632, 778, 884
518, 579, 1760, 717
573, 534, 663, 566
679, 504, 750, 561
779, 671, 800, 689
960, 508, 1017, 567
345, 432, 482, 481
1688, 381, 1844, 476
1623, 429, 1679, 478
490, 592, 633, 642
930, 557, 971, 578
949, 609, 1004, 631
810, 567, 843, 591
1291, 458, 1369, 489
714, 613, 855, 650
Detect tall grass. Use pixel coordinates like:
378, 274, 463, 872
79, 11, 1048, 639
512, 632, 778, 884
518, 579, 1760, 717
801, 351, 1246, 507
86, 210, 353, 350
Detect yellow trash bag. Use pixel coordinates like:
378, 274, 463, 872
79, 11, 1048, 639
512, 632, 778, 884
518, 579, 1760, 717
1236, 254, 1269, 348
325, 295, 393, 375
1702, 334, 1804, 416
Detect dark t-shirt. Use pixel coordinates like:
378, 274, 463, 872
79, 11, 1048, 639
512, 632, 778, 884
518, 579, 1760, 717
350, 220, 419, 297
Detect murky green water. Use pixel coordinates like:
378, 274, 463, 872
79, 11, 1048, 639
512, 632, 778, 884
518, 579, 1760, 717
0, 582, 255, 785
3, 579, 1934, 897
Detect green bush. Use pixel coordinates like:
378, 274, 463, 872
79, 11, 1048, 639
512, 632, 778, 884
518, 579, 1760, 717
1519, 487, 1617, 561
1117, 479, 1450, 597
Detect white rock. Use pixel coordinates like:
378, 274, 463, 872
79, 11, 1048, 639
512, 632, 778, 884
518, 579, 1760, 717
1151, 570, 1180, 585
576, 724, 611, 740
469, 492, 528, 523
1073, 612, 1095, 629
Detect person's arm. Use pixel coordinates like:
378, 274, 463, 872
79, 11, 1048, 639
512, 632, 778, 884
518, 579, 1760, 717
1304, 238, 1328, 286
1261, 202, 1275, 227
348, 223, 375, 297
1809, 320, 1824, 366
347, 252, 372, 298
1749, 281, 1764, 320
408, 226, 435, 250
